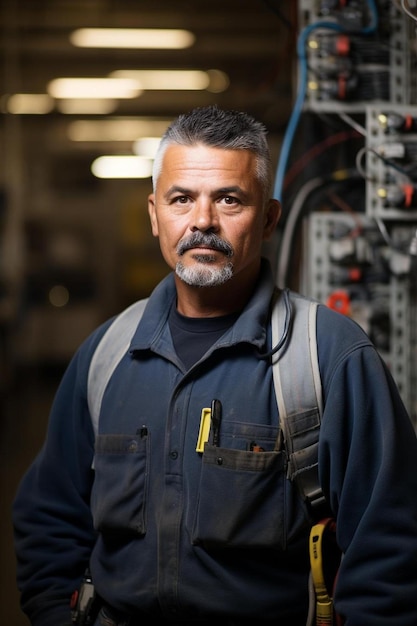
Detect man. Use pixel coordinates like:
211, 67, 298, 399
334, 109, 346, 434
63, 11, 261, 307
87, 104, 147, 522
13, 105, 417, 625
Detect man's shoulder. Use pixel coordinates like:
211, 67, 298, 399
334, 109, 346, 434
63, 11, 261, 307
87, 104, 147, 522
316, 300, 372, 341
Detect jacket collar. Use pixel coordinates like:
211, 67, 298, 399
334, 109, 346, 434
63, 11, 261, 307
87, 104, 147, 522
129, 258, 276, 354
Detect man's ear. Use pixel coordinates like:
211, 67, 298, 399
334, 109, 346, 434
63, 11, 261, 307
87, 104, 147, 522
263, 199, 281, 240
148, 193, 159, 237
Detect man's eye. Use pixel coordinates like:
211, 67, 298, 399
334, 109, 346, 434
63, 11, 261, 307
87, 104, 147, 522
174, 196, 189, 204
223, 196, 239, 204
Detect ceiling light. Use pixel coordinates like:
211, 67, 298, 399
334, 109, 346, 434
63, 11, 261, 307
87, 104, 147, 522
57, 99, 117, 115
91, 155, 153, 179
6, 94, 54, 114
70, 28, 195, 50
110, 69, 209, 90
110, 69, 229, 92
48, 78, 142, 99
205, 69, 230, 93
68, 119, 172, 142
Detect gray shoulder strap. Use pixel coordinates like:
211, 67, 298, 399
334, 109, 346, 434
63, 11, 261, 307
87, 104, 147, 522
272, 291, 322, 417
272, 291, 325, 514
87, 298, 148, 436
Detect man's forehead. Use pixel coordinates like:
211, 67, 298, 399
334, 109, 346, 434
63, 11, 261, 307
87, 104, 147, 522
160, 143, 257, 173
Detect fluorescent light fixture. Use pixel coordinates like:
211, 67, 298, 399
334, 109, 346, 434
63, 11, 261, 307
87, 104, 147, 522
205, 69, 230, 93
57, 99, 117, 114
6, 93, 54, 114
48, 78, 142, 99
70, 28, 195, 49
110, 69, 209, 90
133, 137, 161, 158
91, 155, 153, 179
68, 119, 171, 142
110, 68, 229, 92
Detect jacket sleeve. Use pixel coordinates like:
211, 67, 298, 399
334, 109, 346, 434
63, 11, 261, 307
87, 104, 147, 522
12, 326, 108, 626
317, 306, 417, 626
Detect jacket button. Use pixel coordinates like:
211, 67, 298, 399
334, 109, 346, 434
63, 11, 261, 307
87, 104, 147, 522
169, 450, 178, 459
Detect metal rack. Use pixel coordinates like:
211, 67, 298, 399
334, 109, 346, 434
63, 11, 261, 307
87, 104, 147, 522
289, 2, 417, 422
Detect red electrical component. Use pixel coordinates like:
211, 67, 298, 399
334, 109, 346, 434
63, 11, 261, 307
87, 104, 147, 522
327, 290, 351, 315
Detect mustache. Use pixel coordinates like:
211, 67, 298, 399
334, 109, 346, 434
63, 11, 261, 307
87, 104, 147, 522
176, 232, 234, 257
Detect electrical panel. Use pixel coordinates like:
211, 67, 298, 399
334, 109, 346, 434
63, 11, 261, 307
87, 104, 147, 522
304, 211, 416, 418
301, 101, 417, 418
366, 105, 417, 221
298, 0, 417, 111
282, 2, 417, 421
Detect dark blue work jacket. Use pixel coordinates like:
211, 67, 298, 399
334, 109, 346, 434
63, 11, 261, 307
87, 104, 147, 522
13, 260, 417, 626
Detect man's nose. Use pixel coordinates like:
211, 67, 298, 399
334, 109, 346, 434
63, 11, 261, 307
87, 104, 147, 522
190, 199, 219, 231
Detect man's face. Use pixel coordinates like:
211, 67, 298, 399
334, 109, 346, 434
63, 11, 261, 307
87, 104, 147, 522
148, 144, 280, 288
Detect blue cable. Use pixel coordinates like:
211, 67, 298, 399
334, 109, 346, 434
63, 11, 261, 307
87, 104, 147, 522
273, 1, 379, 205
362, 0, 379, 34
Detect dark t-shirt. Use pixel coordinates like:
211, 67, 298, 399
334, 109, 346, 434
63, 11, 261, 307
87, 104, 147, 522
169, 305, 239, 370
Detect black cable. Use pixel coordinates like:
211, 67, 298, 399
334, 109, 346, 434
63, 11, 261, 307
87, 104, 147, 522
259, 288, 294, 359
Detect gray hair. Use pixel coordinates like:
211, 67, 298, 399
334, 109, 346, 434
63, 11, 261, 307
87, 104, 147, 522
152, 105, 273, 198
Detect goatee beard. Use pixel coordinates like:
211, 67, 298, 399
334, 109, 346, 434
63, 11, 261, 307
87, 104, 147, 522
176, 261, 234, 287
175, 231, 234, 286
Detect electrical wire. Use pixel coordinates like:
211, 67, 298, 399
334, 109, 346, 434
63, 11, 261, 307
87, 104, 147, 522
355, 147, 375, 181
350, 0, 379, 34
273, 1, 379, 204
259, 287, 293, 359
277, 176, 329, 288
283, 128, 361, 192
338, 113, 367, 136
374, 217, 392, 246
273, 22, 342, 203
401, 0, 417, 22
355, 146, 415, 182
277, 170, 361, 288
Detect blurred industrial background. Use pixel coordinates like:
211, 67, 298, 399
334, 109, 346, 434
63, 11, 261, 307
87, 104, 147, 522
1, 1, 417, 624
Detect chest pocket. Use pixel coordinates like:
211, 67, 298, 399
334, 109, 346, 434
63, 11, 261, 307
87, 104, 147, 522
191, 291, 322, 551
91, 432, 150, 536
191, 441, 311, 550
